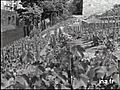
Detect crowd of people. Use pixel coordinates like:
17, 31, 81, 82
1, 18, 120, 89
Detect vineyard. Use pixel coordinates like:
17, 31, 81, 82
1, 17, 120, 89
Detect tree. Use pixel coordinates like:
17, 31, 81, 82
15, 0, 74, 30
70, 0, 83, 15
16, 0, 43, 29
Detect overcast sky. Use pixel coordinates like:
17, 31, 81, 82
83, 0, 120, 17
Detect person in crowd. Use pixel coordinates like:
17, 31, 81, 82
92, 35, 100, 46
29, 22, 34, 34
23, 18, 31, 37
23, 19, 28, 37
105, 38, 115, 52
1, 18, 120, 89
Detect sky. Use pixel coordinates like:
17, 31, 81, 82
83, 0, 120, 17
1, 0, 22, 10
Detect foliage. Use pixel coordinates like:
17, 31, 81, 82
16, 0, 73, 28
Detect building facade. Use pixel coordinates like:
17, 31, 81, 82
81, 4, 120, 40
1, 0, 22, 32
97, 4, 120, 39
1, 10, 17, 32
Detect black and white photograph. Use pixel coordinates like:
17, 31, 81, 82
1, 0, 120, 89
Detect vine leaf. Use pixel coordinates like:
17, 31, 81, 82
106, 65, 118, 77
95, 66, 107, 79
15, 76, 29, 89
72, 78, 86, 89
112, 74, 120, 85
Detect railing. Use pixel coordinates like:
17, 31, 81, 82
98, 15, 120, 19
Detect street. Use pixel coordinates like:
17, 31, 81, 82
1, 26, 24, 48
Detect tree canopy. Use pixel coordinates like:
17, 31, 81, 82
16, 0, 71, 26
15, 0, 83, 28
